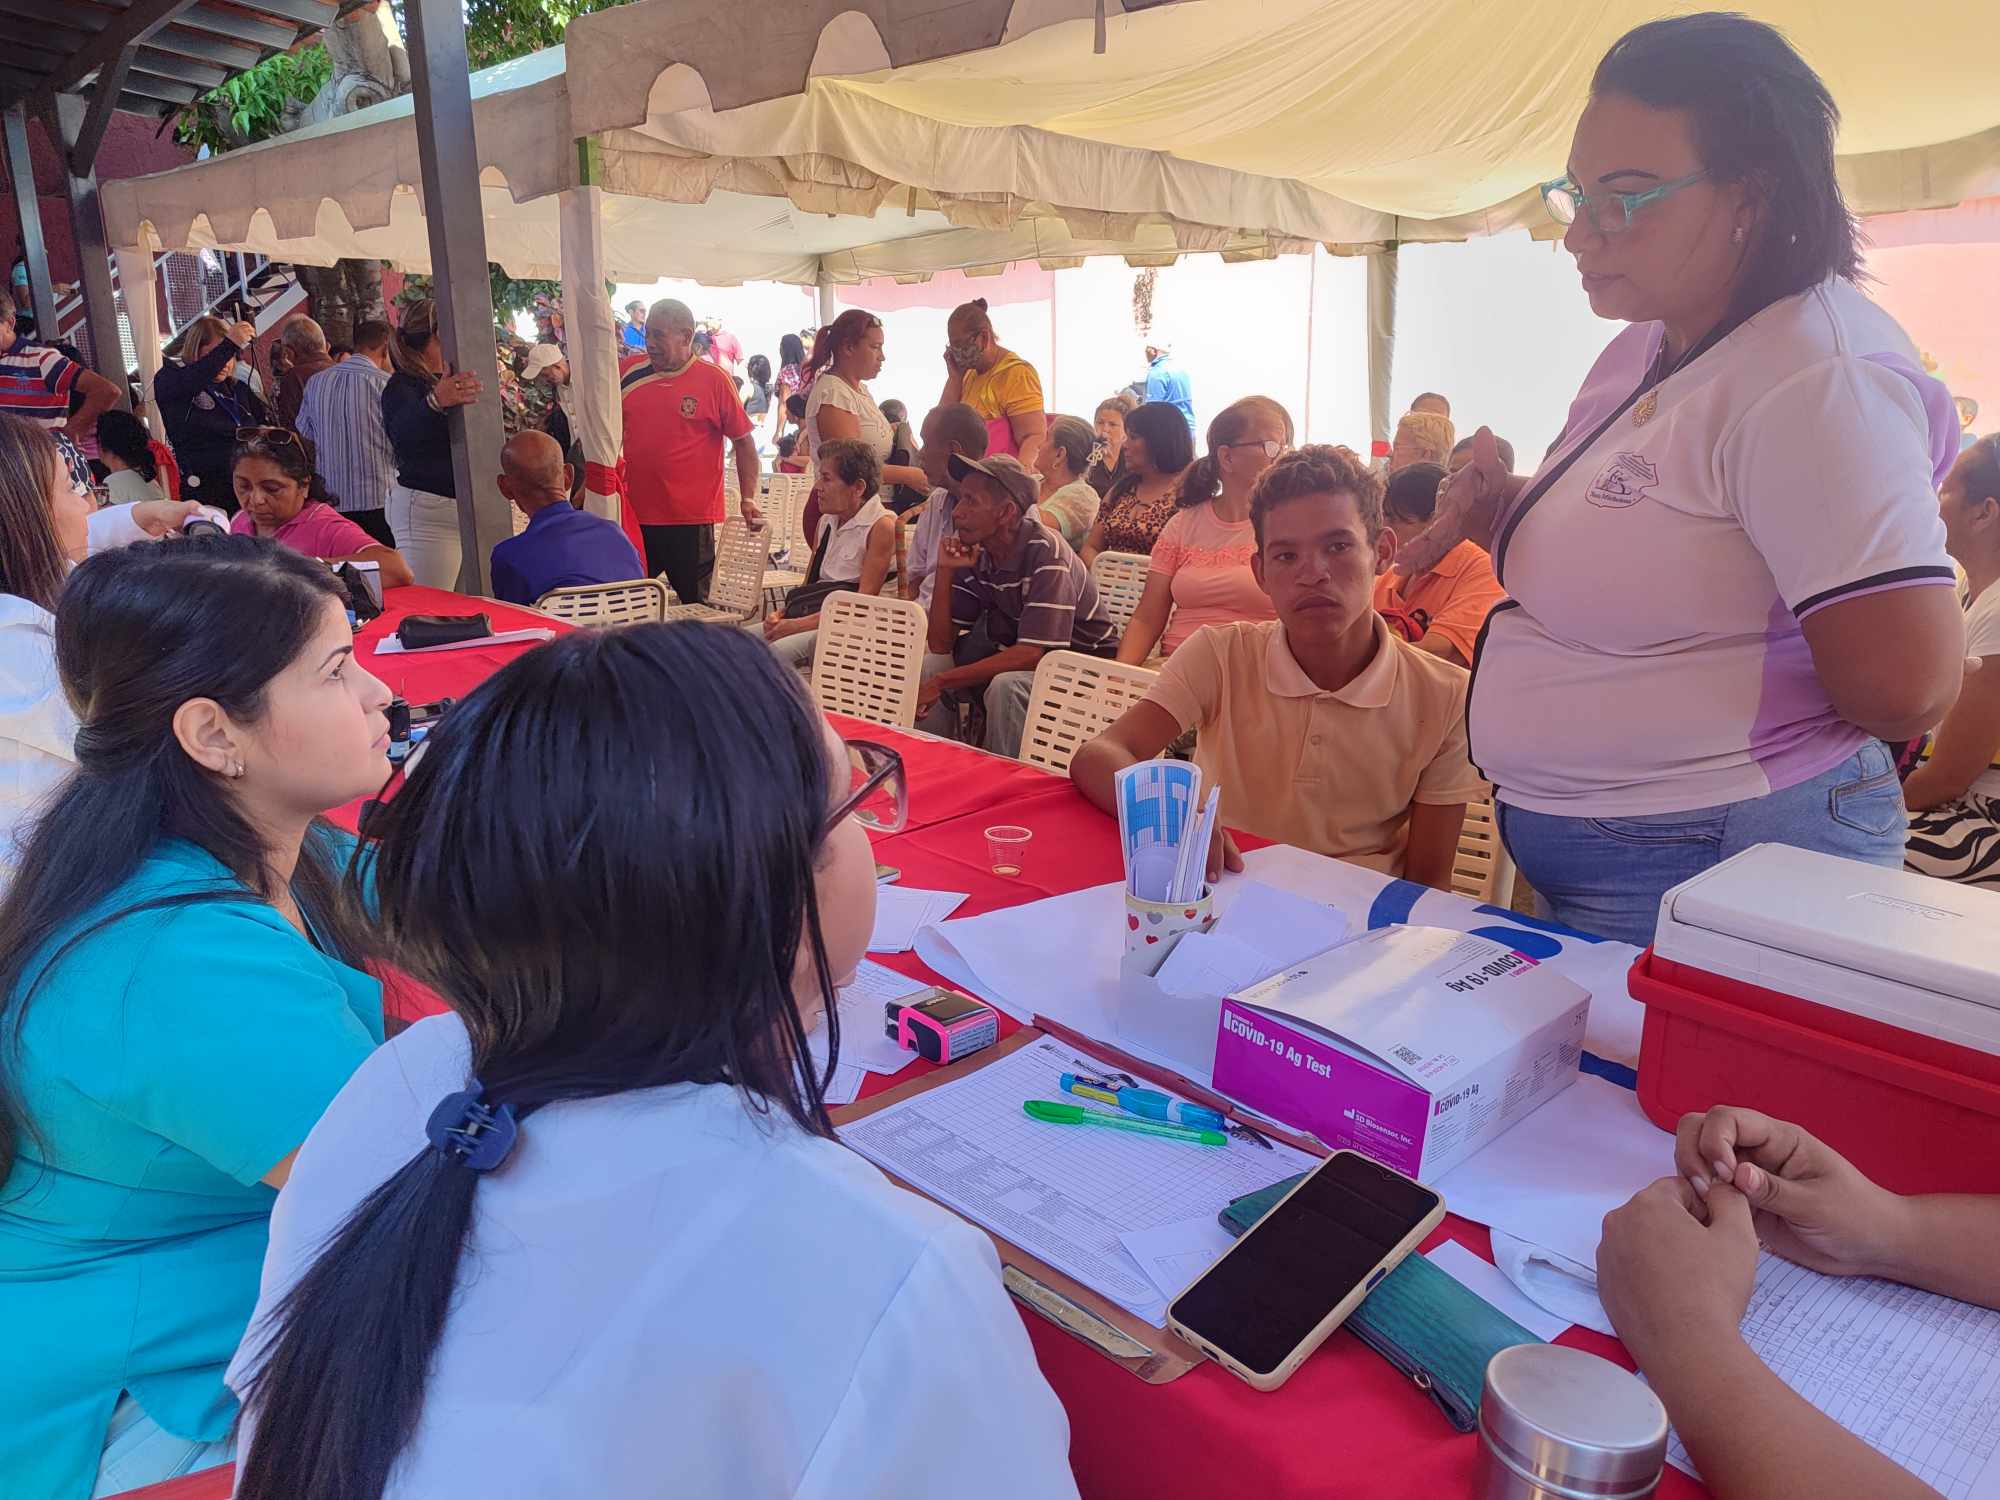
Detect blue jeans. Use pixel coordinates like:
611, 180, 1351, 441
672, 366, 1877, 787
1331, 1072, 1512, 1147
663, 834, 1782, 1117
1497, 743, 1907, 947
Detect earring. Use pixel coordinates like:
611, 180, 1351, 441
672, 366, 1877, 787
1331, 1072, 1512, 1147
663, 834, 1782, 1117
228, 759, 244, 779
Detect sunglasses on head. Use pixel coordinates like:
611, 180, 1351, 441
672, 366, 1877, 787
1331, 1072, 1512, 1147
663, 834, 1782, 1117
235, 425, 306, 455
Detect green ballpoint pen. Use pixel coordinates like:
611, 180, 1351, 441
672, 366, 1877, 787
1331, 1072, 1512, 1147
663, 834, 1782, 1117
1023, 1098, 1227, 1146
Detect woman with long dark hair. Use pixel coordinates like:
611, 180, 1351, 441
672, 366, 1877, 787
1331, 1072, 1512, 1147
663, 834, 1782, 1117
1079, 399, 1196, 565
228, 623, 1076, 1499
1405, 13, 1965, 945
1116, 395, 1289, 663
770, 330, 808, 445
0, 534, 393, 1498
95, 408, 166, 505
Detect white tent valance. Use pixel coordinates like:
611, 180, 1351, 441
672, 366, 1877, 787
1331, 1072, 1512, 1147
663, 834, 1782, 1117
103, 0, 2000, 286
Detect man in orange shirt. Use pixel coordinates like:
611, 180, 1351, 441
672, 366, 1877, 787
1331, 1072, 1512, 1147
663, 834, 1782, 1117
619, 298, 762, 604
1372, 462, 1506, 668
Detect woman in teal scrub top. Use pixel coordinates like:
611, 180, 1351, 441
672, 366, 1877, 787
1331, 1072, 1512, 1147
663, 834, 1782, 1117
0, 532, 395, 1499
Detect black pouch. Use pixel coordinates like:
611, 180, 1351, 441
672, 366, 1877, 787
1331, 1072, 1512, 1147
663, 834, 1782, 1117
397, 613, 491, 650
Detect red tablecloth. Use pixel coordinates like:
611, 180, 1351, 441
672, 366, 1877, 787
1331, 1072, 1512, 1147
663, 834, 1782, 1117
119, 618, 1707, 1500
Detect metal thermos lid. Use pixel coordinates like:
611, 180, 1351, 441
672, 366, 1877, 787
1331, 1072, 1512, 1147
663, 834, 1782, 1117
1479, 1345, 1669, 1498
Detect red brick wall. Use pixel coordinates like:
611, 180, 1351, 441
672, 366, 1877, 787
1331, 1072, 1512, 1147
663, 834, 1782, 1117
0, 112, 194, 284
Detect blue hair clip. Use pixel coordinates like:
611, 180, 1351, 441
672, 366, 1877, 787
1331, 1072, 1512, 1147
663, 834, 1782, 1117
425, 1084, 519, 1173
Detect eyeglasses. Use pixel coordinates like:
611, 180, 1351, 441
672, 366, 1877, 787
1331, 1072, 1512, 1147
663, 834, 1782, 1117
828, 740, 907, 834
235, 425, 306, 454
1222, 439, 1286, 460
1540, 171, 1707, 235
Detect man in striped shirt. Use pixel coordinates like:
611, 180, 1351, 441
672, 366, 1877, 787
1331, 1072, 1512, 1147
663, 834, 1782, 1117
0, 289, 117, 442
918, 452, 1119, 753
295, 318, 398, 546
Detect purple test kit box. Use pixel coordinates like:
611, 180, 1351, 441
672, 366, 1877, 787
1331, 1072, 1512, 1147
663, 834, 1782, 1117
1211, 927, 1589, 1183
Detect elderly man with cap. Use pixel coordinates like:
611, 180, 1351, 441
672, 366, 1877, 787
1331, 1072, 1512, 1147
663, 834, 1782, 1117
918, 452, 1120, 754
520, 343, 574, 459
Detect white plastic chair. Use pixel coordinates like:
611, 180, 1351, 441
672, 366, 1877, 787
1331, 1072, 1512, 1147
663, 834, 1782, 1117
758, 472, 817, 610
532, 578, 668, 625
1090, 550, 1152, 637
665, 518, 768, 624
1450, 793, 1518, 907
809, 590, 929, 729
1016, 650, 1160, 773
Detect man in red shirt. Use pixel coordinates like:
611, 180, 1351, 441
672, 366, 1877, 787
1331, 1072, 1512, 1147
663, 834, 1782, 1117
619, 299, 762, 603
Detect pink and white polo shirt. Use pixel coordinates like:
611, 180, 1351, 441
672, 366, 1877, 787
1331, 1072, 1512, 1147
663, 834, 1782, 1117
1470, 277, 1958, 818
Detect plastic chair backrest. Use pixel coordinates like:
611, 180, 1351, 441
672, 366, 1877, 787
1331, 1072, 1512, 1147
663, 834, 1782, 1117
1017, 650, 1160, 773
1090, 550, 1152, 635
707, 517, 770, 615
533, 578, 668, 625
1450, 792, 1516, 907
810, 589, 929, 729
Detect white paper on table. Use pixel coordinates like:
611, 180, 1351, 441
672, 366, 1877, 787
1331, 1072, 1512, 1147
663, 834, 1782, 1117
1425, 1241, 1573, 1342
1430, 1074, 1671, 1270
818, 1060, 871, 1106
914, 844, 1646, 1081
807, 961, 931, 1077
1117, 1214, 1238, 1302
370, 627, 556, 655
837, 1036, 1317, 1328
1150, 886, 1351, 1001
1664, 1254, 2000, 1500
867, 886, 968, 954
1489, 1231, 1615, 1335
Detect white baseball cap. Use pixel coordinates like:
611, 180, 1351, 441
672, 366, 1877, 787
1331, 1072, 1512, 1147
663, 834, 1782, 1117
523, 343, 566, 379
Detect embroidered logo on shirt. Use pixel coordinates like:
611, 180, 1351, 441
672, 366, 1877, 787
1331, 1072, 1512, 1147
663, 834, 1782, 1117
679, 396, 698, 417
1585, 452, 1659, 510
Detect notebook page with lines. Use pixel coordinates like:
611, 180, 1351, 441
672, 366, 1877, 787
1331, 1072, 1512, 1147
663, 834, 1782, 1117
837, 1036, 1316, 1327
1665, 1255, 2000, 1498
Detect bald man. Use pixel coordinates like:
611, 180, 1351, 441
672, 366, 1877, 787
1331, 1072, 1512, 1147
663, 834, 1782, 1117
619, 297, 761, 605
489, 430, 644, 606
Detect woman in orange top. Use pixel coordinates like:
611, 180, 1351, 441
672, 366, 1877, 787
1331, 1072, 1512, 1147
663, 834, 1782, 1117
938, 298, 1046, 469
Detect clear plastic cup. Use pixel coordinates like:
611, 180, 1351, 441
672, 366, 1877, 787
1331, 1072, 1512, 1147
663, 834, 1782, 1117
984, 825, 1033, 877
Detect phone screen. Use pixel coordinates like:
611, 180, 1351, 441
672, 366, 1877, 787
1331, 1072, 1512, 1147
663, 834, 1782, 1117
1171, 1153, 1440, 1377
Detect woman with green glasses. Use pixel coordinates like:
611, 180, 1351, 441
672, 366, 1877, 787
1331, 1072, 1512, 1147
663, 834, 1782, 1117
1401, 12, 1966, 949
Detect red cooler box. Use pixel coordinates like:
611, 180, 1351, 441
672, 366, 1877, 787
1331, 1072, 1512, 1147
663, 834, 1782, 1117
1631, 844, 2000, 1197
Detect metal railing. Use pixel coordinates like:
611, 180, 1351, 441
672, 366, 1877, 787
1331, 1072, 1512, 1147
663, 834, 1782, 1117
52, 250, 280, 373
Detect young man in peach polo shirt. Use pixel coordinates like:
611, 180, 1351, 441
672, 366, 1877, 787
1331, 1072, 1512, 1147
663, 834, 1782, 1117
1071, 444, 1483, 889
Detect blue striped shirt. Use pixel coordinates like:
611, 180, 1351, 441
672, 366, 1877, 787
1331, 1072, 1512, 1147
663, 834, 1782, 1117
295, 356, 395, 514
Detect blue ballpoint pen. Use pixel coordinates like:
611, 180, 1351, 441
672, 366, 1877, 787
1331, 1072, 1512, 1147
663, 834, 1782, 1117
1059, 1072, 1227, 1131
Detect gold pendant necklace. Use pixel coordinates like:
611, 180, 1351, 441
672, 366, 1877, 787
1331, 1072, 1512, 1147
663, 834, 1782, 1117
1632, 388, 1659, 427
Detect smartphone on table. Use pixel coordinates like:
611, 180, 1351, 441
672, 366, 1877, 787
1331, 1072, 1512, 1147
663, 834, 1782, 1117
1167, 1150, 1444, 1392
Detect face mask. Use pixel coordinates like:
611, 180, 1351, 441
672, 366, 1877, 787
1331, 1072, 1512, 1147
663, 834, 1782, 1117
948, 338, 983, 370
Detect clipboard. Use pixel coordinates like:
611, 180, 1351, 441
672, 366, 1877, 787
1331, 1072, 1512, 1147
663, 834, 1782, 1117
830, 1024, 1328, 1384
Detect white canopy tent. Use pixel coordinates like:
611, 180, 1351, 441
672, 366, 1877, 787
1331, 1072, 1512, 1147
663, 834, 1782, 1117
102, 0, 2000, 560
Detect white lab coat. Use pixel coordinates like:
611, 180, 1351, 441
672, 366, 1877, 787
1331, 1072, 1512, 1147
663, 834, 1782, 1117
232, 1014, 1081, 1499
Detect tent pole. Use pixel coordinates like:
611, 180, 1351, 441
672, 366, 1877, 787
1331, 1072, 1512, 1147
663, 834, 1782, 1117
1302, 250, 1317, 444
3, 106, 57, 339
816, 282, 836, 327
115, 246, 164, 439
404, 0, 509, 596
558, 179, 625, 530
51, 94, 129, 400
1365, 243, 1399, 465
